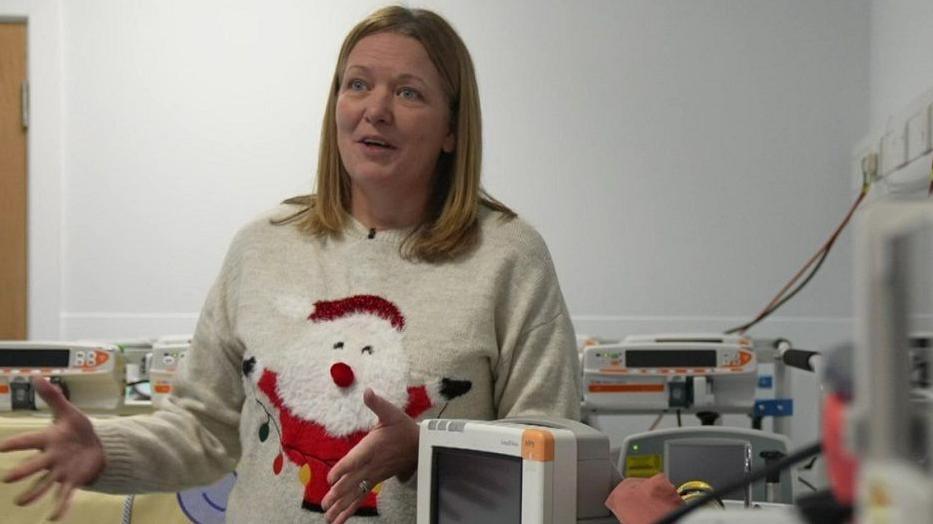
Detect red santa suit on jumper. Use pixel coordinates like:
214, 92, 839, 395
242, 295, 472, 516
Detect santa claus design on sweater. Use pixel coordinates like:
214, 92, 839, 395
242, 294, 471, 516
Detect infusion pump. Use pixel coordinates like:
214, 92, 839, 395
148, 335, 191, 408
582, 334, 758, 412
0, 341, 125, 412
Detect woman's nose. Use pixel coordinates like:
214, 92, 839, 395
363, 89, 393, 125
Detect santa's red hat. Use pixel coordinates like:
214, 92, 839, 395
309, 295, 405, 331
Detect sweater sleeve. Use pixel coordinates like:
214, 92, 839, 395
88, 237, 247, 494
491, 225, 581, 421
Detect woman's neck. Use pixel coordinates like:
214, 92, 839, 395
350, 182, 430, 230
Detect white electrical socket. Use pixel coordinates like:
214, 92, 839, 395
906, 109, 931, 163
881, 129, 907, 176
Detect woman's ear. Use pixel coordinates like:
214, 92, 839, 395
442, 130, 455, 154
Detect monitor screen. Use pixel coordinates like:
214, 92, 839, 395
0, 349, 71, 368
666, 439, 751, 500
625, 350, 717, 368
431, 447, 523, 524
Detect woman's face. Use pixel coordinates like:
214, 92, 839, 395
335, 32, 455, 194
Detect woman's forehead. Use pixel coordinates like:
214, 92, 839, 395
344, 32, 440, 81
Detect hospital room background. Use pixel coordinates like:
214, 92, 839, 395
1, 0, 932, 522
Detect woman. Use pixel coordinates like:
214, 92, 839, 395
0, 6, 580, 523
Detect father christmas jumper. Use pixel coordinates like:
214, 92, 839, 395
90, 203, 580, 523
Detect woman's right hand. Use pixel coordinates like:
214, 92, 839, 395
0, 377, 107, 521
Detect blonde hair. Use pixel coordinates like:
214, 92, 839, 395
277, 5, 514, 261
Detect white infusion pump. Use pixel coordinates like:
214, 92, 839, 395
0, 341, 125, 412
148, 335, 191, 408
582, 334, 758, 412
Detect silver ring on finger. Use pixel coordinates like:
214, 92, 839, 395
358, 479, 371, 494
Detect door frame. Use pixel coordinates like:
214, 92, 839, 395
0, 2, 64, 339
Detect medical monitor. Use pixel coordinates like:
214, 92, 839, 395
619, 427, 794, 504
416, 417, 618, 524
665, 438, 751, 501
431, 447, 522, 524
0, 341, 125, 412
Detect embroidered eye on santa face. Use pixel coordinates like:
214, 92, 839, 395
361, 345, 373, 355
333, 341, 344, 350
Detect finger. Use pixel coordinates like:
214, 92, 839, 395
3, 452, 53, 483
32, 378, 74, 418
0, 431, 48, 453
330, 496, 365, 524
48, 480, 74, 522
362, 388, 406, 423
323, 486, 361, 524
327, 447, 371, 486
322, 472, 357, 511
14, 471, 55, 506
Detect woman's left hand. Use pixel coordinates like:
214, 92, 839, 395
321, 388, 419, 524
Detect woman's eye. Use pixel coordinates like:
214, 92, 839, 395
398, 87, 421, 100
361, 345, 373, 355
333, 341, 344, 350
348, 79, 367, 91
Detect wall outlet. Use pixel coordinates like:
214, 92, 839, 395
906, 108, 931, 163
881, 127, 907, 176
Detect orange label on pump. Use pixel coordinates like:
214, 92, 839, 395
521, 429, 555, 462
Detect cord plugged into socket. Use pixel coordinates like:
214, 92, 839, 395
860, 152, 878, 188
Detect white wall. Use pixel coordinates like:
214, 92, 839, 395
10, 1, 875, 448
870, 0, 933, 129
868, 0, 933, 334
55, 1, 870, 345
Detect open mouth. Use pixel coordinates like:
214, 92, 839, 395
359, 137, 396, 150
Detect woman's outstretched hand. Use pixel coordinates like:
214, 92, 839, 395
321, 387, 419, 524
0, 377, 106, 521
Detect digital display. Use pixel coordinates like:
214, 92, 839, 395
626, 350, 717, 368
0, 349, 71, 368
431, 447, 522, 524
666, 439, 752, 500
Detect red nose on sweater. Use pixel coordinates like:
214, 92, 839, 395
330, 362, 355, 388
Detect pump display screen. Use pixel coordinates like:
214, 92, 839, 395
431, 447, 522, 524
626, 350, 717, 368
666, 439, 751, 500
0, 349, 71, 368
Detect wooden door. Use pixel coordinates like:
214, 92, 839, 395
0, 22, 27, 339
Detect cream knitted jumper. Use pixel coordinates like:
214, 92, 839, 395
91, 203, 580, 523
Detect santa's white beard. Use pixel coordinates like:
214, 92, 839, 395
267, 318, 412, 436
273, 358, 411, 436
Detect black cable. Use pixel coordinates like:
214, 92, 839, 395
725, 186, 867, 336
759, 245, 832, 317
655, 441, 822, 524
798, 476, 818, 492
801, 455, 818, 470
725, 245, 831, 334
436, 401, 451, 418
648, 412, 665, 431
